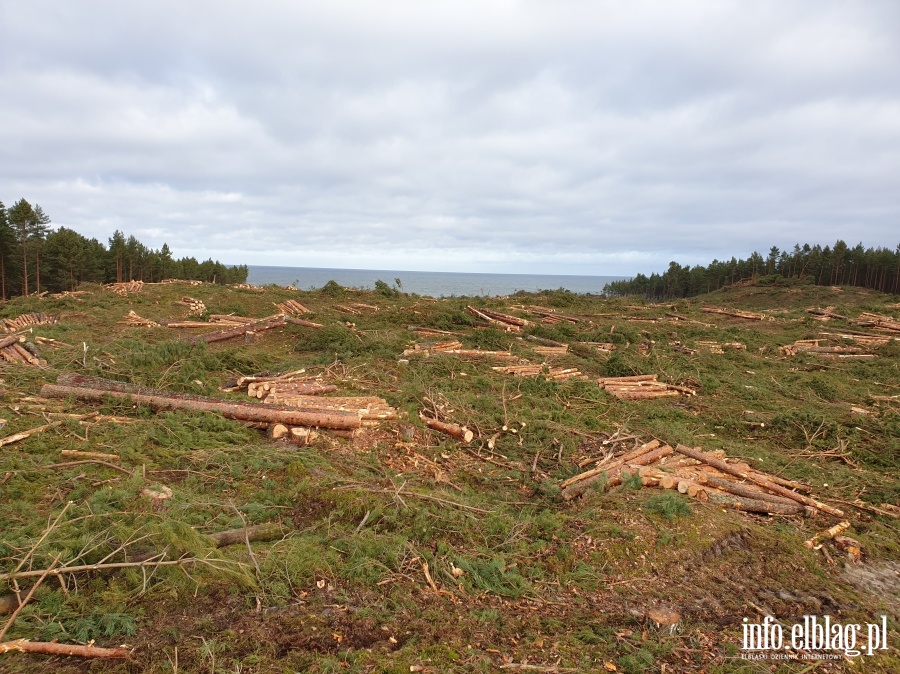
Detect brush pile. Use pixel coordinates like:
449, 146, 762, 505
598, 375, 697, 400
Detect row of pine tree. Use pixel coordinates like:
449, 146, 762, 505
0, 198, 248, 300
605, 242, 900, 299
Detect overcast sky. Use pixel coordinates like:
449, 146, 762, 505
1, 1, 898, 276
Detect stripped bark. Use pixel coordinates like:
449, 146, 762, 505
0, 639, 130, 658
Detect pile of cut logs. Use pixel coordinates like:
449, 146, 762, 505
1, 312, 59, 333
528, 307, 581, 325
492, 364, 585, 381
562, 439, 844, 518
531, 345, 568, 357
118, 311, 160, 328
274, 299, 311, 315
174, 296, 206, 315
598, 374, 697, 400
0, 334, 44, 365
107, 281, 143, 296
702, 306, 768, 321
40, 373, 396, 446
335, 303, 378, 315
807, 307, 847, 321
780, 339, 876, 361
466, 306, 530, 331
402, 342, 518, 361
852, 312, 900, 334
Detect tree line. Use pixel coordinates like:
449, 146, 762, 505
604, 241, 900, 300
0, 198, 248, 299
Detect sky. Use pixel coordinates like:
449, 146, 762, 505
1, 1, 898, 277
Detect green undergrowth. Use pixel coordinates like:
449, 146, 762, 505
1, 282, 899, 672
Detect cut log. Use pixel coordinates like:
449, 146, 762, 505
706, 490, 806, 515
525, 334, 567, 347
283, 316, 324, 329
702, 306, 767, 320
289, 427, 320, 446
43, 374, 361, 430
267, 423, 290, 440
673, 444, 843, 517
419, 414, 474, 442
695, 473, 800, 507
0, 639, 130, 658
562, 444, 674, 499
208, 522, 289, 547
185, 316, 287, 345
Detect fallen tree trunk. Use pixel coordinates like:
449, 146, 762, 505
673, 444, 843, 517
208, 522, 289, 548
419, 414, 474, 442
43, 375, 360, 430
0, 639, 130, 659
185, 316, 287, 345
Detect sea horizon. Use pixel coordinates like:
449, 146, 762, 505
245, 264, 629, 297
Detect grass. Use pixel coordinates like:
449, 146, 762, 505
0, 279, 898, 672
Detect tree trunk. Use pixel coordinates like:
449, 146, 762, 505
0, 639, 130, 658
43, 374, 361, 430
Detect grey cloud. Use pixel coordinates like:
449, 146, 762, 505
0, 1, 897, 276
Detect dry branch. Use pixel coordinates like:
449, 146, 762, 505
0, 639, 130, 658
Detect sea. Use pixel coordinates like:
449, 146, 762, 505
245, 265, 627, 298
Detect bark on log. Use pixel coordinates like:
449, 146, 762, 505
0, 639, 130, 658
419, 414, 474, 442
706, 490, 806, 515
0, 334, 22, 350
43, 375, 360, 430
674, 444, 843, 516
283, 316, 324, 329
208, 522, 289, 548
185, 316, 287, 345
697, 473, 800, 507
562, 444, 674, 499
562, 440, 660, 488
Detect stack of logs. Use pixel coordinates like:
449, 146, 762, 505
702, 306, 768, 321
274, 299, 311, 315
335, 303, 378, 315
1, 313, 59, 332
0, 334, 44, 365
528, 307, 581, 324
598, 374, 697, 400
531, 345, 568, 357
492, 364, 585, 381
174, 296, 206, 315
852, 312, 900, 334
40, 373, 395, 446
107, 281, 144, 296
466, 306, 530, 331
182, 314, 322, 345
402, 342, 518, 361
780, 339, 876, 361
118, 311, 160, 328
562, 439, 844, 519
807, 307, 847, 321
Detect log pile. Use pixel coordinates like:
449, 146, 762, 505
562, 439, 843, 518
818, 332, 893, 348
107, 281, 143, 296
807, 307, 847, 321
335, 304, 362, 315
1, 312, 59, 333
696, 341, 746, 354
466, 306, 530, 331
184, 316, 288, 345
407, 326, 457, 338
852, 312, 900, 334
531, 345, 568, 357
780, 339, 876, 360
492, 364, 585, 381
274, 299, 311, 315
174, 296, 206, 315
402, 343, 518, 361
528, 307, 581, 324
118, 311, 160, 328
41, 373, 363, 430
598, 375, 697, 400
702, 306, 768, 321
0, 335, 44, 366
